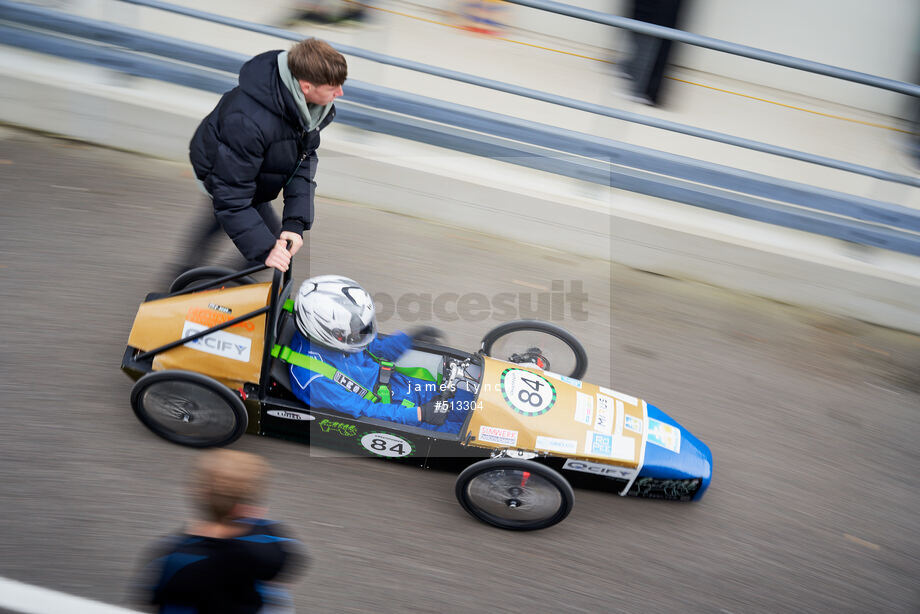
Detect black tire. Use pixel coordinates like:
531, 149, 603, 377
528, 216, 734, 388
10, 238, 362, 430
455, 458, 574, 530
130, 371, 248, 447
169, 266, 255, 293
481, 320, 588, 379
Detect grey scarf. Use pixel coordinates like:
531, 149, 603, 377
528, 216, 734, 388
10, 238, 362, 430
277, 51, 333, 131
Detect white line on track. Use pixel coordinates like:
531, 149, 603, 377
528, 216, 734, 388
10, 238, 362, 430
0, 576, 142, 614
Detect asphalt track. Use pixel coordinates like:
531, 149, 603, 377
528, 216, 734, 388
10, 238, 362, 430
1, 126, 918, 613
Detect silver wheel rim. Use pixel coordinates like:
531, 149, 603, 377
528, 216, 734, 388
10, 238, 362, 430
490, 331, 578, 377
140, 380, 237, 441
465, 468, 563, 525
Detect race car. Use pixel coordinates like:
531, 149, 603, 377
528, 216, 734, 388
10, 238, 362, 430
122, 265, 713, 530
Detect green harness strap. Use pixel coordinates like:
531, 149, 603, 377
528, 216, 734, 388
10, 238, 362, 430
271, 344, 415, 408
367, 352, 440, 385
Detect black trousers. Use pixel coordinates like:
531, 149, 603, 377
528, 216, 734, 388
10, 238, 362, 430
624, 0, 683, 105
178, 196, 281, 270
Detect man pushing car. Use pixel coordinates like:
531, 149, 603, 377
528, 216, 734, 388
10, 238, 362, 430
178, 38, 346, 275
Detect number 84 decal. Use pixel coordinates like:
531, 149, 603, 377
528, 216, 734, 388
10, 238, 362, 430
500, 368, 557, 416
360, 432, 416, 458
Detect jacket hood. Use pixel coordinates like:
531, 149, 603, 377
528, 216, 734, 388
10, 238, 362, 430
238, 50, 304, 129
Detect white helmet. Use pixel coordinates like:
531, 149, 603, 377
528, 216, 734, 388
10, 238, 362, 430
294, 275, 377, 353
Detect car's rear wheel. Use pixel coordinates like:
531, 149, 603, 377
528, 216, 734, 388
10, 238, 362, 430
168, 266, 255, 293
455, 458, 574, 530
481, 320, 588, 379
131, 370, 247, 447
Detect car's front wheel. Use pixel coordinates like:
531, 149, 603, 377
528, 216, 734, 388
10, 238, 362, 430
481, 320, 588, 380
455, 458, 574, 530
131, 370, 247, 447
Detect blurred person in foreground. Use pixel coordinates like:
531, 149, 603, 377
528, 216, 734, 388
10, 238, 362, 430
619, 0, 684, 106
136, 450, 305, 613
177, 38, 346, 276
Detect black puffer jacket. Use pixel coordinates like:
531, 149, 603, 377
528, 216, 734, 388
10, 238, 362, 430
190, 51, 336, 262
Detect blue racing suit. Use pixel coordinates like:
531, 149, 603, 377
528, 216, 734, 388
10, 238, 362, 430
287, 330, 468, 433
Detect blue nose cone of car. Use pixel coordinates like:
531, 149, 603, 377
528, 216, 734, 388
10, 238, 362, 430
640, 404, 713, 500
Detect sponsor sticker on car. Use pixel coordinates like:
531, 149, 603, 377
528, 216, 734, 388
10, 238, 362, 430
574, 392, 593, 425
318, 419, 357, 436
647, 418, 681, 454
186, 306, 254, 331
586, 431, 637, 462
534, 436, 577, 455
562, 458, 637, 480
585, 431, 613, 456
182, 321, 252, 362
625, 415, 643, 434
478, 425, 519, 446
598, 386, 638, 407
267, 409, 314, 421
543, 371, 583, 388
594, 394, 615, 435
208, 303, 232, 314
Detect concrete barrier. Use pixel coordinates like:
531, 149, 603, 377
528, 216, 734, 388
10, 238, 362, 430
2, 47, 919, 333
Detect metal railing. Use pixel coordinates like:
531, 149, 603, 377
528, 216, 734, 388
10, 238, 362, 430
1, 0, 919, 255
504, 0, 920, 97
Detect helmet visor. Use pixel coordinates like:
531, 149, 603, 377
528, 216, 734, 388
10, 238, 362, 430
333, 321, 376, 350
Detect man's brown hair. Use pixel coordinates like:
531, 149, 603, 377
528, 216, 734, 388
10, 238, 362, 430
288, 38, 347, 86
191, 449, 271, 523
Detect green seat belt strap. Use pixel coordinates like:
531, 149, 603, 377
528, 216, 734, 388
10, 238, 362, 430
271, 344, 378, 402
371, 362, 418, 408
367, 351, 440, 384
375, 360, 394, 404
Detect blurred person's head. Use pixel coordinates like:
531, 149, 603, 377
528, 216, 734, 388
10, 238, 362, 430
191, 449, 270, 523
288, 38, 346, 104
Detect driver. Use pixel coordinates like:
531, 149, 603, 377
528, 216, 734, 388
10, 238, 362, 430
276, 275, 471, 432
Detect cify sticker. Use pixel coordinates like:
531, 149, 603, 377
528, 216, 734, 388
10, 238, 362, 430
182, 321, 252, 362
360, 432, 415, 458
500, 368, 557, 416
563, 459, 637, 479
267, 409, 314, 421
478, 425, 519, 446
647, 418, 681, 454
534, 436, 577, 455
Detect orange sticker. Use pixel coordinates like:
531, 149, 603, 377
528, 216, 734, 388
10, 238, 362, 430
186, 306, 256, 332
